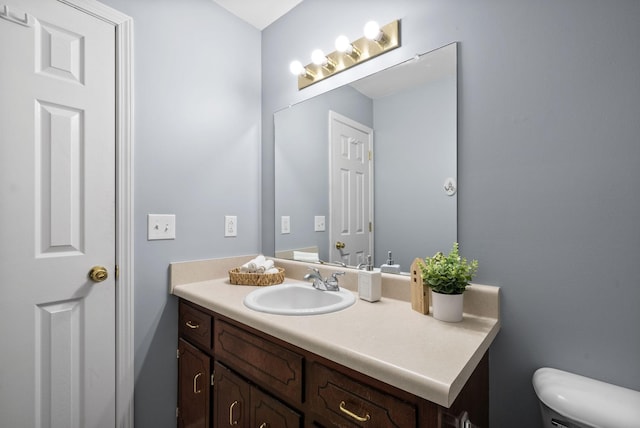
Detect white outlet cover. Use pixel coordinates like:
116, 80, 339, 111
314, 215, 326, 232
148, 214, 176, 240
281, 216, 291, 234
225, 215, 237, 237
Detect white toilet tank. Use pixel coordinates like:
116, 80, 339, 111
533, 367, 640, 428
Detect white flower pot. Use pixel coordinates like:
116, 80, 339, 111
431, 291, 464, 322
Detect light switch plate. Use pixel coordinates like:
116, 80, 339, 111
148, 214, 176, 240
314, 215, 326, 232
225, 215, 237, 237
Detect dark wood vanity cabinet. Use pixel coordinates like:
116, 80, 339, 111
177, 298, 489, 428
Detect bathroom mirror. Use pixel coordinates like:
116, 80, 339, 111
274, 42, 457, 273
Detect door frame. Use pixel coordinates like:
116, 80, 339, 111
58, 1, 134, 426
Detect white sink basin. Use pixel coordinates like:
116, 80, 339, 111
243, 281, 356, 315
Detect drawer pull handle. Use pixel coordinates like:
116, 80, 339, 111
229, 400, 239, 425
193, 372, 202, 394
339, 400, 370, 422
185, 320, 200, 329
259, 423, 268, 428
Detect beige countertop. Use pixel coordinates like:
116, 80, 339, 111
170, 255, 500, 408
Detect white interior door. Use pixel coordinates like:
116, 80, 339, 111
0, 1, 116, 427
329, 111, 374, 267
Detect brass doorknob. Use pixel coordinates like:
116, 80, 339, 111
89, 266, 108, 282
335, 241, 346, 250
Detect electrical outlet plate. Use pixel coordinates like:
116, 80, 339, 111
148, 214, 176, 240
225, 215, 237, 237
314, 215, 325, 232
281, 216, 290, 234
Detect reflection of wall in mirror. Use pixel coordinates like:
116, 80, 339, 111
274, 86, 373, 263
374, 72, 457, 271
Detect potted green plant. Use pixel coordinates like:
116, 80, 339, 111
418, 242, 478, 322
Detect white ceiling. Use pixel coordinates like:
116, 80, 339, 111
212, 0, 302, 30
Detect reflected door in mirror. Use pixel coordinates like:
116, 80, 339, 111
330, 111, 373, 266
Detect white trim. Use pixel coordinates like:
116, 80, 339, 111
58, 1, 134, 427
114, 18, 135, 428
58, 0, 127, 24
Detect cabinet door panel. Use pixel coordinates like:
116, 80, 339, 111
178, 339, 210, 428
251, 386, 301, 428
213, 361, 250, 427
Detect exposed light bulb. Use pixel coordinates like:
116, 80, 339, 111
335, 34, 361, 59
335, 35, 351, 53
311, 49, 327, 66
364, 20, 384, 42
289, 60, 305, 76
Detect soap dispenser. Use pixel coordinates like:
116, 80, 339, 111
358, 255, 381, 302
380, 251, 401, 274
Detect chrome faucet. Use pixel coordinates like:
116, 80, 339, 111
303, 268, 344, 291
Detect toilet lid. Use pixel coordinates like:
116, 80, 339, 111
533, 368, 640, 427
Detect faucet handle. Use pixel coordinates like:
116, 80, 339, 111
330, 271, 345, 281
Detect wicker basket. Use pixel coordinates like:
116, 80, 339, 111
228, 267, 285, 286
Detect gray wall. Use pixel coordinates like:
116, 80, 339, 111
99, 0, 261, 426
374, 74, 457, 270
262, 0, 640, 426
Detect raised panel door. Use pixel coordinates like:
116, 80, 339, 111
178, 339, 211, 428
213, 361, 250, 428
251, 386, 301, 428
0, 1, 116, 426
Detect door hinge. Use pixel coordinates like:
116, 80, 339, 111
211, 370, 215, 386
115, 264, 119, 280
369, 150, 372, 161
176, 348, 180, 359
369, 222, 372, 232
176, 407, 179, 418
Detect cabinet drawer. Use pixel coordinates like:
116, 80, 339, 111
309, 362, 416, 427
215, 320, 303, 403
179, 301, 212, 350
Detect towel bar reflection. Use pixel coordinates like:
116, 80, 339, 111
0, 5, 32, 27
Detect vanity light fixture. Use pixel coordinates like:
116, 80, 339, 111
289, 19, 400, 90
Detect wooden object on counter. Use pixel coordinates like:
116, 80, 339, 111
410, 258, 430, 314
